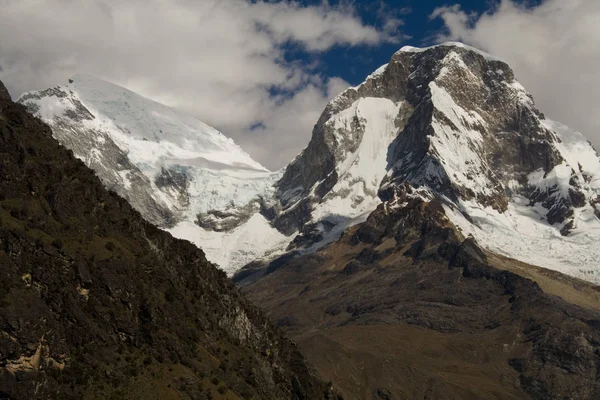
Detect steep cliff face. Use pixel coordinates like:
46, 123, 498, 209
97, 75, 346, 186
0, 86, 334, 399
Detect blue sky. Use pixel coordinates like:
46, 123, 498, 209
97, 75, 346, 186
288, 0, 494, 86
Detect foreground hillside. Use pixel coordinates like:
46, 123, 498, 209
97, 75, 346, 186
237, 186, 600, 399
0, 82, 334, 399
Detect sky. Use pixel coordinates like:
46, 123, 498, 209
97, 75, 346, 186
0, 0, 598, 170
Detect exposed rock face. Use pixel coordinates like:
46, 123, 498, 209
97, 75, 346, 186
0, 87, 335, 399
197, 200, 263, 232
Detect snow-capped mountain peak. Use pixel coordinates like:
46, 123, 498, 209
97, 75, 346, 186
23, 74, 267, 173
271, 42, 600, 283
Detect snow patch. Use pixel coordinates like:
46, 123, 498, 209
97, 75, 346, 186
398, 42, 505, 62
27, 94, 75, 121
428, 82, 492, 195
312, 97, 402, 222
445, 199, 600, 284
168, 214, 291, 276
118, 170, 132, 190
543, 119, 600, 192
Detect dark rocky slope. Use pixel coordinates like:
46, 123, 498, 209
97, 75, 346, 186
0, 81, 334, 400
237, 185, 600, 399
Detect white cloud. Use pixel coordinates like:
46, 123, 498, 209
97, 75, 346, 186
0, 0, 400, 170
242, 76, 351, 168
432, 0, 600, 149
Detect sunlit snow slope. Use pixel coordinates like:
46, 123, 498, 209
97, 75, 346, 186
444, 119, 600, 282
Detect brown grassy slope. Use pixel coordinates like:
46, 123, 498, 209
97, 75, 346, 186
237, 192, 600, 400
0, 82, 335, 400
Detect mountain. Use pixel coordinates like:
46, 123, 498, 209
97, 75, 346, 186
17, 75, 287, 274
19, 45, 600, 283
238, 187, 600, 399
267, 42, 600, 284
11, 42, 600, 399
237, 43, 600, 398
0, 80, 335, 399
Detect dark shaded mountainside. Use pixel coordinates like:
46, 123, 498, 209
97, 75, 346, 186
0, 83, 335, 399
237, 185, 600, 399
